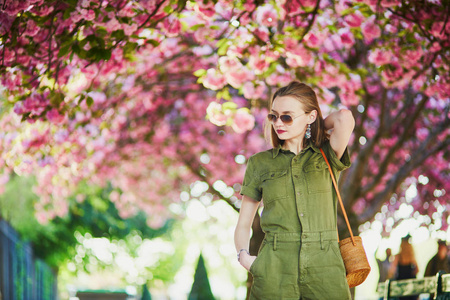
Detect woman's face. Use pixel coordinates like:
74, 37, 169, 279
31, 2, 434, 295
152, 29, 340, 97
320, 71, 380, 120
271, 96, 312, 142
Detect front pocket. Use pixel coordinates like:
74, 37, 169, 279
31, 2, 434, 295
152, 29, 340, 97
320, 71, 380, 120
304, 161, 332, 194
260, 170, 288, 204
249, 241, 267, 276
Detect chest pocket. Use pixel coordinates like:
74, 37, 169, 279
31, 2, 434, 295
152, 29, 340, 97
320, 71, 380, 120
304, 161, 332, 194
260, 170, 288, 204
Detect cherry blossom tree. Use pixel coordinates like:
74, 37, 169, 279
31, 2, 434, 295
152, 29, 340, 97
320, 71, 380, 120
0, 0, 448, 254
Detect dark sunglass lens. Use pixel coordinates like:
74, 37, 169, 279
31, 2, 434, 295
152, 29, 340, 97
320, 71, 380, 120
280, 115, 293, 124
268, 114, 277, 122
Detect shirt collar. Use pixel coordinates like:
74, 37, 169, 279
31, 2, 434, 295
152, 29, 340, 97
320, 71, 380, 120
272, 141, 321, 158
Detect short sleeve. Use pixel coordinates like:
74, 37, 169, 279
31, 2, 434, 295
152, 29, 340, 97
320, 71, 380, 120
323, 141, 351, 172
239, 156, 262, 202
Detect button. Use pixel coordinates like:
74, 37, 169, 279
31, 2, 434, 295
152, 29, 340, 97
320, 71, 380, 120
300, 213, 304, 217
296, 192, 300, 196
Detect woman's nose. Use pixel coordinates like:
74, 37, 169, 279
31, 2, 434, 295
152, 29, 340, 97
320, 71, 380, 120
274, 117, 284, 126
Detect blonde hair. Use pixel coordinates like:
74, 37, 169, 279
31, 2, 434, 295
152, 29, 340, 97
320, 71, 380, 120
265, 81, 329, 148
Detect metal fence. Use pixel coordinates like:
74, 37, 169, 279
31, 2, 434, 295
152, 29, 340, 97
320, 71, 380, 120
0, 219, 57, 300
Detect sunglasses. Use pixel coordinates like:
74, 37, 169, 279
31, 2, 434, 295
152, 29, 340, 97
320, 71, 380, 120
267, 113, 305, 125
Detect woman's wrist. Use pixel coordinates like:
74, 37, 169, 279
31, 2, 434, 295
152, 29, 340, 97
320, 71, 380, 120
237, 248, 250, 262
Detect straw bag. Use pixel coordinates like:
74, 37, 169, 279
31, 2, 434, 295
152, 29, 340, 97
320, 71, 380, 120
320, 149, 371, 288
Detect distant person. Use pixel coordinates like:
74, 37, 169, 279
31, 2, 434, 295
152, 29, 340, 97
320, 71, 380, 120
377, 248, 393, 283
389, 235, 419, 300
424, 240, 450, 277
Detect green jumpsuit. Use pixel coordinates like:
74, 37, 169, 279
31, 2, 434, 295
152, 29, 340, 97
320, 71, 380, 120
240, 141, 352, 300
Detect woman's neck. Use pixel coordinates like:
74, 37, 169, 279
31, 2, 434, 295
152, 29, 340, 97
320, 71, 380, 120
282, 138, 304, 155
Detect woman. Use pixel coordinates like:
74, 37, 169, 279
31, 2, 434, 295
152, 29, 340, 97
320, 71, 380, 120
389, 236, 419, 300
234, 81, 355, 299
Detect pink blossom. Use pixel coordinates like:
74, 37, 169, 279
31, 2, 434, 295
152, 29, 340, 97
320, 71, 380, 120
340, 91, 359, 106
23, 92, 49, 115
304, 32, 326, 48
265, 70, 293, 86
232, 109, 255, 133
286, 46, 312, 68
320, 88, 335, 104
195, 1, 216, 18
163, 16, 182, 37
123, 23, 138, 36
243, 3, 256, 11
46, 108, 65, 124
361, 16, 381, 42
106, 18, 121, 32
88, 91, 107, 103
206, 102, 228, 126
344, 10, 365, 27
380, 0, 400, 7
382, 62, 404, 82
80, 0, 90, 7
253, 27, 270, 42
224, 68, 254, 89
416, 128, 428, 141
243, 82, 266, 100
218, 56, 242, 73
248, 55, 270, 75
193, 45, 213, 56
25, 20, 39, 37
202, 68, 227, 90
338, 28, 355, 46
13, 102, 25, 115
78, 9, 95, 21
255, 5, 278, 27
402, 48, 423, 67
69, 10, 83, 23
368, 48, 392, 66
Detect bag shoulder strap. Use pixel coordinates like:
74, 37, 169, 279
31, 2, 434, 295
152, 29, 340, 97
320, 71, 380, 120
319, 148, 356, 246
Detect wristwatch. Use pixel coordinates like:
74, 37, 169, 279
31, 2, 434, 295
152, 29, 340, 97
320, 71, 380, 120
237, 249, 250, 262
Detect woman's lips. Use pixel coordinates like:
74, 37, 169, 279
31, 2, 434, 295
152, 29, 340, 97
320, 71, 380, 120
276, 130, 286, 134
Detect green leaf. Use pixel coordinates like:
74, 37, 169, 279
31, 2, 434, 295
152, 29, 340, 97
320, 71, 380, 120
217, 42, 229, 56
63, 9, 72, 20
193, 69, 207, 77
49, 92, 64, 106
146, 39, 160, 47
58, 44, 72, 58
222, 101, 237, 111
72, 43, 81, 54
163, 5, 172, 14
86, 96, 94, 107
176, 0, 187, 12
190, 24, 205, 31
123, 42, 138, 59
96, 28, 108, 38
99, 49, 111, 61
77, 95, 86, 105
221, 89, 231, 101
111, 29, 126, 40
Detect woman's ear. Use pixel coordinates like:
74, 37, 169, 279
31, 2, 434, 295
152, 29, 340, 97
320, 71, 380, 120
308, 110, 318, 124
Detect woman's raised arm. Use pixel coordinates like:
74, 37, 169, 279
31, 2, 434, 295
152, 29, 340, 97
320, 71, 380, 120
324, 109, 355, 159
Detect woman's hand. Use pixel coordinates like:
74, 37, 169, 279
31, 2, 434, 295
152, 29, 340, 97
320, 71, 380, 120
239, 251, 257, 271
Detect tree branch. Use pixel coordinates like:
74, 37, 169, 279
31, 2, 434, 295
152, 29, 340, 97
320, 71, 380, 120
362, 94, 429, 195
357, 116, 450, 224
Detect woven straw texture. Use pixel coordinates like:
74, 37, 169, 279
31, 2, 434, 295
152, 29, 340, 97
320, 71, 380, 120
339, 236, 371, 288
